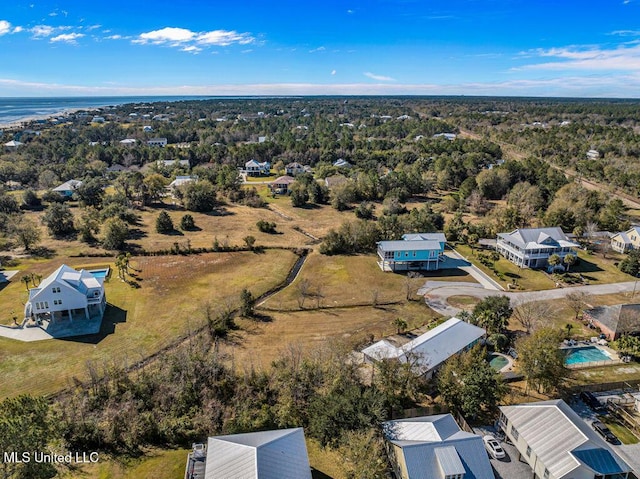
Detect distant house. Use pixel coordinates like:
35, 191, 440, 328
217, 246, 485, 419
91, 116, 105, 123
584, 304, 640, 340
362, 317, 486, 379
24, 265, 106, 324
496, 227, 579, 269
270, 175, 295, 194
324, 174, 348, 189
333, 158, 352, 168
142, 125, 153, 132
258, 135, 267, 143
157, 159, 190, 169
611, 226, 640, 253
119, 138, 137, 146
432, 132, 457, 140
4, 140, 24, 150
377, 232, 446, 272
499, 400, 633, 479
285, 162, 306, 176
106, 164, 126, 173
245, 159, 271, 176
147, 138, 167, 147
169, 176, 196, 190
189, 428, 312, 479
52, 179, 83, 197
586, 149, 600, 160
383, 414, 495, 479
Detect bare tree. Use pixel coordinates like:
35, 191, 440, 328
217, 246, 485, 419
297, 279, 311, 309
370, 288, 380, 307
512, 301, 555, 334
565, 291, 589, 319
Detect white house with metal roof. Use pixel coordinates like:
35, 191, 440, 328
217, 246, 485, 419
496, 227, 579, 269
362, 318, 486, 378
499, 400, 633, 479
24, 264, 106, 324
377, 233, 446, 272
611, 226, 640, 253
382, 414, 495, 479
201, 428, 312, 479
245, 159, 271, 176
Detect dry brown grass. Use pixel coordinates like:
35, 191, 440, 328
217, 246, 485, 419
228, 301, 440, 370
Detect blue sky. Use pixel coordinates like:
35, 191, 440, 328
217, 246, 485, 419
1, 0, 640, 97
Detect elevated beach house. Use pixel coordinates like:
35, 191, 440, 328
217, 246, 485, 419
269, 175, 295, 195
245, 159, 271, 176
24, 265, 106, 324
496, 227, 578, 269
611, 226, 640, 253
377, 233, 446, 272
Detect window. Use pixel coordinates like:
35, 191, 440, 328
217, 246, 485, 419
52, 287, 61, 293
510, 425, 519, 440
543, 468, 549, 479
526, 446, 531, 457
53, 299, 62, 306
405, 251, 409, 257
44, 301, 49, 308
413, 251, 416, 257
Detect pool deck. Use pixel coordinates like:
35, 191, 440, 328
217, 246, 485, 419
0, 315, 103, 342
562, 343, 621, 369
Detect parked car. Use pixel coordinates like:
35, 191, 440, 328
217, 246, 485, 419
580, 391, 605, 412
483, 434, 506, 459
592, 421, 619, 444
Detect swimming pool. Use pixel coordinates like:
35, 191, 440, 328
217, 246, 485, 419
488, 353, 510, 371
564, 346, 612, 366
88, 268, 110, 279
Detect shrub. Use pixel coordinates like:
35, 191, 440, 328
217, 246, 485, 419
256, 220, 277, 234
156, 211, 174, 234
180, 214, 196, 230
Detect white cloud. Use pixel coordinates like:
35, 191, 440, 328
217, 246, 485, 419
134, 27, 255, 51
105, 34, 122, 40
197, 30, 254, 46
181, 45, 201, 54
0, 20, 12, 35
86, 24, 101, 31
30, 25, 73, 38
13, 26, 23, 33
347, 9, 354, 14
609, 30, 640, 36
364, 71, 396, 81
331, 70, 337, 75
137, 27, 195, 44
50, 32, 84, 44
2, 75, 640, 98
309, 46, 326, 53
517, 43, 640, 71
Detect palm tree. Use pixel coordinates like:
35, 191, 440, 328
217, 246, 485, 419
21, 275, 31, 291
548, 254, 562, 271
393, 318, 408, 334
564, 253, 577, 272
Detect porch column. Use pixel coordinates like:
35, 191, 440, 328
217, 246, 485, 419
85, 306, 90, 320
67, 309, 73, 322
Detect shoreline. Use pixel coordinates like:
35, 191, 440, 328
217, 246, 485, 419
0, 108, 91, 130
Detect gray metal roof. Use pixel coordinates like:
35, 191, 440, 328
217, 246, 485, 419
402, 233, 446, 243
497, 227, 578, 250
378, 240, 442, 252
205, 428, 312, 479
383, 414, 495, 479
500, 400, 632, 478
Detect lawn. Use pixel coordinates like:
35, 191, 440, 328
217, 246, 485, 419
0, 250, 298, 398
567, 363, 640, 386
260, 252, 432, 310
230, 301, 440, 370
59, 448, 189, 479
601, 419, 639, 445
455, 245, 635, 291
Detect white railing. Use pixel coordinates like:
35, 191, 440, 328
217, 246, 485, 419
565, 359, 621, 369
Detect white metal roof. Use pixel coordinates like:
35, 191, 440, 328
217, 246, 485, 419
402, 233, 446, 243
497, 227, 579, 250
362, 318, 486, 373
378, 240, 442, 252
500, 400, 632, 478
52, 179, 82, 192
205, 428, 312, 479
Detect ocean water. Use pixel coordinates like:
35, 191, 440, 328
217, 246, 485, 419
0, 96, 215, 125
